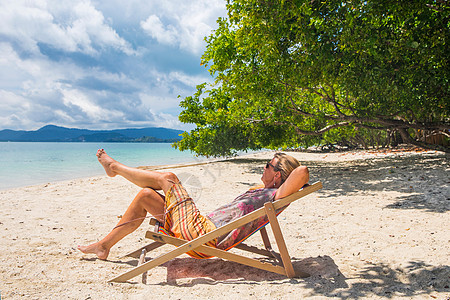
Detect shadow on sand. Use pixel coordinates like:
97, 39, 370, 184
141, 255, 449, 298
159, 255, 344, 286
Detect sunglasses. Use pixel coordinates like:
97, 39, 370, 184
265, 162, 280, 171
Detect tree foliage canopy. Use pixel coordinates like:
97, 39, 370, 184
175, 0, 449, 157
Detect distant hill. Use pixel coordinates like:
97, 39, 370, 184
0, 125, 184, 143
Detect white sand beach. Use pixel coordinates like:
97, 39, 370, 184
0, 149, 449, 299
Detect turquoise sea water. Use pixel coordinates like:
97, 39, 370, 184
0, 142, 204, 190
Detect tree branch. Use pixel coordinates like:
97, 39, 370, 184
323, 84, 347, 117
287, 103, 450, 131
274, 120, 351, 135
287, 96, 317, 118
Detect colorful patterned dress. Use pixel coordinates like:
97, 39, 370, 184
207, 188, 278, 250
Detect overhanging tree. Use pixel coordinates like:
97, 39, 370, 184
176, 0, 449, 157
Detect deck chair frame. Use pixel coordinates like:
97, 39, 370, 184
109, 181, 322, 283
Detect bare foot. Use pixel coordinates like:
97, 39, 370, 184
78, 242, 110, 260
96, 149, 117, 177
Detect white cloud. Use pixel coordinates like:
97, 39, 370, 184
137, 68, 211, 113
0, 90, 30, 113
0, 0, 135, 55
148, 109, 185, 129
141, 15, 179, 46
60, 88, 102, 119
69, 1, 135, 55
140, 0, 225, 54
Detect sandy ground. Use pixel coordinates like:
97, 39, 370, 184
0, 149, 449, 299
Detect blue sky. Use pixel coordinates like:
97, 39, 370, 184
0, 0, 226, 131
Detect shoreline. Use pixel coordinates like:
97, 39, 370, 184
1, 148, 448, 299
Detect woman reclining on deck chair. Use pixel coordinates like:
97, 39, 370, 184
78, 150, 309, 260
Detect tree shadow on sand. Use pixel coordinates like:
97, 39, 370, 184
229, 154, 449, 213
309, 154, 448, 213
307, 260, 450, 299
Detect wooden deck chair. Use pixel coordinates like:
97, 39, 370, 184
109, 181, 323, 283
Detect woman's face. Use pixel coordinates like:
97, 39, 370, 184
261, 157, 279, 187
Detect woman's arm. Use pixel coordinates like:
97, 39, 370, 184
274, 166, 309, 200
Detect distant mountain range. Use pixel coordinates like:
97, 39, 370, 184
0, 125, 184, 143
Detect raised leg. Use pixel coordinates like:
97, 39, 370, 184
96, 149, 177, 193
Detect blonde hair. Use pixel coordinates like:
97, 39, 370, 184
273, 152, 300, 183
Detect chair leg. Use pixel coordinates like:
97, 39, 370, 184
138, 249, 147, 284
264, 202, 295, 278
259, 227, 282, 263
260, 227, 272, 250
